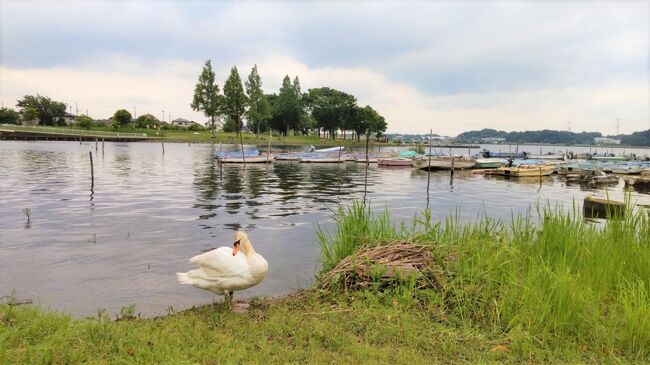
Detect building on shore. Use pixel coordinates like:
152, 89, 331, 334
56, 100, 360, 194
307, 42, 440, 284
594, 137, 621, 145
171, 118, 197, 127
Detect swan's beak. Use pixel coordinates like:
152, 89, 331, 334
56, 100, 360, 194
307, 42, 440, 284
232, 239, 241, 256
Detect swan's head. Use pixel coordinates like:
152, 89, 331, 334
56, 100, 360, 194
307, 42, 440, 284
232, 231, 249, 256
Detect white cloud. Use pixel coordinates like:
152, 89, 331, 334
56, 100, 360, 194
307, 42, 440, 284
2, 53, 646, 135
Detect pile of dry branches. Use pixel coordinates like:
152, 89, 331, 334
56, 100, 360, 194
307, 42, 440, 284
319, 242, 445, 291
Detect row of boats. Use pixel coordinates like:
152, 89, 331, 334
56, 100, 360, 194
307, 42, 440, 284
214, 147, 650, 178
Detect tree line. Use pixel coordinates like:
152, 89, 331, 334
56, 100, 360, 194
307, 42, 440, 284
191, 60, 387, 140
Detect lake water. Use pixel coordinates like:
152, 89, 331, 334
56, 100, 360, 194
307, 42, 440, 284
0, 141, 648, 317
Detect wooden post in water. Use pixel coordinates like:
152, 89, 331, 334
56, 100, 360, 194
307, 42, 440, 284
450, 157, 455, 180
95, 139, 98, 152
266, 129, 272, 163
102, 139, 105, 155
427, 129, 433, 209
89, 151, 94, 190
161, 140, 165, 155
363, 131, 370, 207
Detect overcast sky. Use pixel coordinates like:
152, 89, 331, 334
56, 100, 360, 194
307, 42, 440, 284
1, 0, 648, 135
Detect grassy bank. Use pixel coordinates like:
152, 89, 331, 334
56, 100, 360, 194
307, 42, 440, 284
2, 203, 648, 363
3, 124, 378, 146
318, 201, 650, 362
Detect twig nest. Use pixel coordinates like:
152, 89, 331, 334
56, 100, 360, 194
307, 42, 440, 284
319, 242, 445, 291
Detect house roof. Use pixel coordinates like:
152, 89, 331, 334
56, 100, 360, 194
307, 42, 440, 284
172, 118, 191, 123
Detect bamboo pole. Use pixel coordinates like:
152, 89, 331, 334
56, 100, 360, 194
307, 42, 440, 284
427, 129, 433, 208
266, 129, 272, 163
89, 151, 94, 190
449, 156, 456, 185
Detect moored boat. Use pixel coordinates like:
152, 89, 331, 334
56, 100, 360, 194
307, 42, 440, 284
611, 166, 643, 175
414, 157, 476, 170
493, 165, 555, 177
475, 158, 504, 169
298, 156, 344, 163
219, 155, 273, 163
377, 158, 413, 167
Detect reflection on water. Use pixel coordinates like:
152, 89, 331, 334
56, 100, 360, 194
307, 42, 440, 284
0, 141, 648, 317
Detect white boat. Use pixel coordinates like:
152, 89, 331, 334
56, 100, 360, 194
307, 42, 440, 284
475, 158, 504, 169
310, 146, 345, 153
219, 155, 273, 164
377, 158, 413, 167
298, 157, 344, 163
414, 157, 476, 170
611, 167, 643, 175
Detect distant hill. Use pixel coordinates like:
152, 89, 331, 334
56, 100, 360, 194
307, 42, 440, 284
621, 130, 650, 147
455, 128, 650, 146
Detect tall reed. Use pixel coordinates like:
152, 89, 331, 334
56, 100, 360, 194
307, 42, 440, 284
317, 199, 650, 356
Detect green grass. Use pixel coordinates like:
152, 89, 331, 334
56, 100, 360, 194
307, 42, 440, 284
317, 200, 650, 362
1, 201, 648, 363
2, 124, 381, 146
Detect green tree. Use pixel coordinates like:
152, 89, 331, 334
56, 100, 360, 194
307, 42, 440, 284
308, 87, 357, 139
112, 109, 132, 127
271, 75, 301, 136
0, 107, 20, 124
223, 66, 248, 135
135, 114, 160, 129
245, 65, 272, 135
75, 115, 93, 129
222, 116, 238, 133
191, 60, 223, 140
16, 94, 67, 125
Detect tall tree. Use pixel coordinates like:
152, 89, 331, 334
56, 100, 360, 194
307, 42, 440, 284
308, 87, 357, 140
272, 75, 301, 136
245, 65, 272, 135
191, 60, 222, 140
223, 66, 248, 135
16, 94, 67, 126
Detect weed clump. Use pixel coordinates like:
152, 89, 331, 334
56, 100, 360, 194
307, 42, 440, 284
319, 242, 446, 291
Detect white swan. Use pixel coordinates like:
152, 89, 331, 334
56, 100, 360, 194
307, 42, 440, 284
176, 231, 268, 304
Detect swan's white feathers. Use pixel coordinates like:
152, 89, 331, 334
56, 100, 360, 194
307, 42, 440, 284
189, 247, 249, 277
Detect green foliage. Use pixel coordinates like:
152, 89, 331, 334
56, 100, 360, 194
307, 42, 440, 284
0, 107, 20, 124
16, 94, 67, 125
621, 129, 650, 146
270, 75, 303, 136
456, 128, 604, 145
222, 66, 248, 135
222, 116, 238, 133
308, 87, 357, 139
187, 123, 205, 132
112, 109, 132, 127
75, 115, 93, 129
245, 65, 272, 134
191, 60, 223, 138
134, 114, 160, 129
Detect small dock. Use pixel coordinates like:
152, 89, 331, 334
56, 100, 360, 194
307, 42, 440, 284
0, 127, 153, 142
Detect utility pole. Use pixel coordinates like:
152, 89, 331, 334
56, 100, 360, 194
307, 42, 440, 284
568, 121, 572, 132
132, 106, 137, 119
76, 102, 78, 117
162, 110, 164, 123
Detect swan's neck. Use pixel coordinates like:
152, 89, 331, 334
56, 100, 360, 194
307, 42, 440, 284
242, 240, 256, 256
